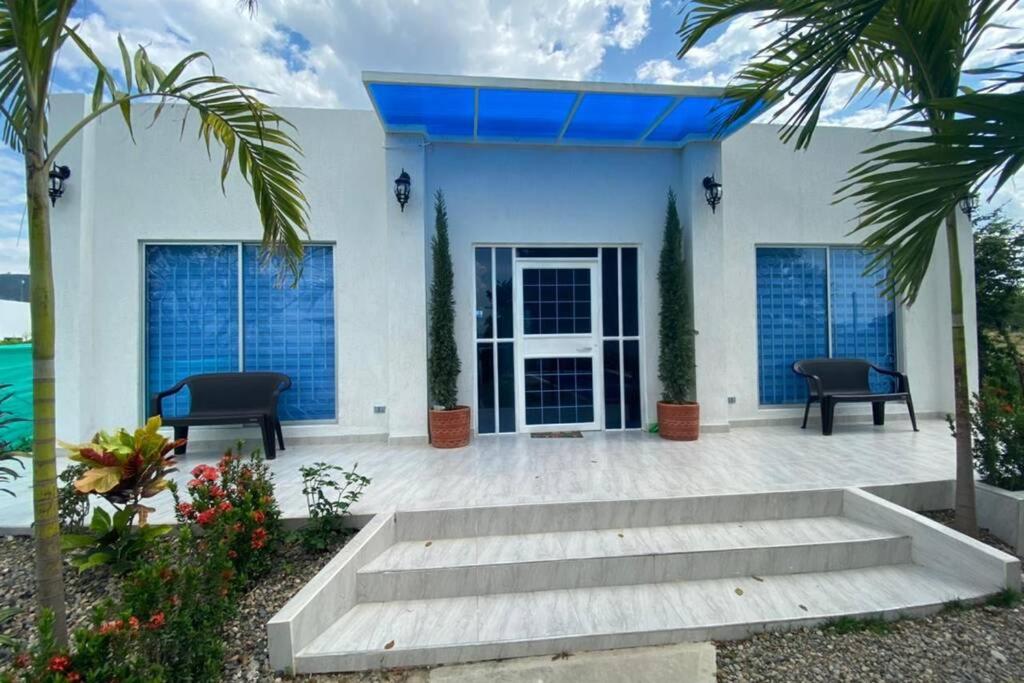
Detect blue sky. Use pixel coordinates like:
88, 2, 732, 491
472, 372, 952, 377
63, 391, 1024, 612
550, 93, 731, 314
1, 0, 1021, 273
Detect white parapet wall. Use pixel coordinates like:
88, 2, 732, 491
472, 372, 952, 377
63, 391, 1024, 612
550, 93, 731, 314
976, 482, 1024, 552
0, 300, 29, 340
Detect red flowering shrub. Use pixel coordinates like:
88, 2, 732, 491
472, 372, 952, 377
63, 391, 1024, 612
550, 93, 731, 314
967, 385, 1024, 490
173, 446, 282, 580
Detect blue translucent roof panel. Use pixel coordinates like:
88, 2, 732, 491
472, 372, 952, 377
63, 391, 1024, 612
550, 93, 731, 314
477, 89, 577, 138
564, 93, 675, 141
369, 83, 474, 136
646, 97, 734, 141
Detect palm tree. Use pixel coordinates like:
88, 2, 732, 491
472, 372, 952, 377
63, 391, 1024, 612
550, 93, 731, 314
678, 0, 1019, 536
2, 0, 308, 645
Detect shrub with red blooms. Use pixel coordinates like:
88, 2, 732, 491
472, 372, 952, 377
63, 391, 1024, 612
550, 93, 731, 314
172, 445, 282, 580
964, 385, 1024, 491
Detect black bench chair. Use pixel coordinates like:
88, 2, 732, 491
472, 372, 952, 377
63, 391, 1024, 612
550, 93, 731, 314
792, 358, 918, 436
152, 372, 291, 459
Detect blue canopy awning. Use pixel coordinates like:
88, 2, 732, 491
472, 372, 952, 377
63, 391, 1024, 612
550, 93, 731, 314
363, 72, 760, 148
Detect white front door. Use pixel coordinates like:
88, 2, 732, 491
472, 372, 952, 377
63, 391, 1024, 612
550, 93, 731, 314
514, 259, 602, 432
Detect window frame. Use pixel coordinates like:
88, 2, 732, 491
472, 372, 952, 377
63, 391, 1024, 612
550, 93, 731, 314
754, 243, 902, 408
139, 240, 339, 425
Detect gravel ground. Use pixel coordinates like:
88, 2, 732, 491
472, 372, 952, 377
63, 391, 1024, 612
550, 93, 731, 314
4, 510, 1024, 682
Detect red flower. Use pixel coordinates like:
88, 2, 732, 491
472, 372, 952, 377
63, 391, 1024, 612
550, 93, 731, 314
98, 619, 124, 635
196, 509, 217, 526
48, 655, 71, 672
251, 526, 268, 550
190, 464, 205, 478
251, 510, 266, 524
128, 616, 140, 631
176, 502, 195, 519
228, 549, 238, 559
147, 612, 166, 630
232, 522, 244, 533
188, 478, 203, 489
67, 673, 83, 683
208, 484, 226, 499
13, 653, 30, 669
218, 500, 233, 513
201, 465, 220, 482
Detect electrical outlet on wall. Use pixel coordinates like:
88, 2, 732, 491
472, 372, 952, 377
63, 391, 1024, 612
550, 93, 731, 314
727, 396, 737, 404
373, 405, 386, 414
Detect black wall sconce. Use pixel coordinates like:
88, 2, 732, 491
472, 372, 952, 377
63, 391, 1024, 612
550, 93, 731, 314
394, 168, 411, 212
48, 164, 71, 206
702, 174, 722, 213
958, 192, 980, 223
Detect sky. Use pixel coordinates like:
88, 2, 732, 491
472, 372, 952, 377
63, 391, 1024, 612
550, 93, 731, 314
0, 0, 1022, 273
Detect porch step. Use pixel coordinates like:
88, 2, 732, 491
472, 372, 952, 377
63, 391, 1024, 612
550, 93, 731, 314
356, 516, 911, 601
295, 564, 991, 673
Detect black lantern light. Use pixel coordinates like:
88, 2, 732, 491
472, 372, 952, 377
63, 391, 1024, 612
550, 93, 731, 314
48, 164, 71, 207
394, 168, 411, 212
958, 192, 980, 222
702, 174, 722, 213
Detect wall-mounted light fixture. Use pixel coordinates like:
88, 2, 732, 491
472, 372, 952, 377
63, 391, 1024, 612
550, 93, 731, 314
48, 164, 71, 207
702, 175, 722, 214
958, 192, 980, 223
394, 168, 411, 212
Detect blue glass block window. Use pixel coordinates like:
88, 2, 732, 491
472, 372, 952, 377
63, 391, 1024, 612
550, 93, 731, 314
830, 249, 897, 393
756, 248, 829, 405
525, 357, 594, 425
145, 245, 239, 417
756, 247, 898, 405
243, 245, 336, 421
522, 268, 591, 335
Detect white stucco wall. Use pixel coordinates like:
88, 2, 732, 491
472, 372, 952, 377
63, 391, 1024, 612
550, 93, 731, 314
50, 91, 976, 442
0, 300, 30, 340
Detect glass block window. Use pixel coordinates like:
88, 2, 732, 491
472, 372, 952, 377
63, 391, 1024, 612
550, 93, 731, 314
756, 246, 897, 405
145, 243, 336, 422
474, 247, 516, 434
242, 245, 336, 421
524, 357, 594, 425
829, 249, 897, 393
522, 267, 591, 335
145, 245, 239, 418
601, 247, 642, 429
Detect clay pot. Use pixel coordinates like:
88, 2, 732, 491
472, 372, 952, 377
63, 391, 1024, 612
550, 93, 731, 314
429, 405, 471, 448
657, 401, 700, 441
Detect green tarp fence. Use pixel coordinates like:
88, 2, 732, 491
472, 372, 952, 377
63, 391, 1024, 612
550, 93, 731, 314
0, 343, 32, 447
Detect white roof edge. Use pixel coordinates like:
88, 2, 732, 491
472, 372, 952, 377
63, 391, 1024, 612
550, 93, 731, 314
361, 70, 727, 99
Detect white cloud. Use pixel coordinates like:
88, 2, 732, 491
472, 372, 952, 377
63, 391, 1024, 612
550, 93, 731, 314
635, 58, 720, 86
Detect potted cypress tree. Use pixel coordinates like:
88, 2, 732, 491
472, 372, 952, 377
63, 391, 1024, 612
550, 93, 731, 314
428, 190, 471, 448
657, 189, 699, 440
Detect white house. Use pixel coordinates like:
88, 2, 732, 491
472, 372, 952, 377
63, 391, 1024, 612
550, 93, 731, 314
48, 72, 977, 444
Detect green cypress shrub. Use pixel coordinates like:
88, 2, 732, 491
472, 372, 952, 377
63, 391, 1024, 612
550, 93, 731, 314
658, 189, 695, 403
428, 190, 461, 409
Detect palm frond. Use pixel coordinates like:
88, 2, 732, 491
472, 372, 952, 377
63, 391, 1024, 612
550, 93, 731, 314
53, 30, 309, 279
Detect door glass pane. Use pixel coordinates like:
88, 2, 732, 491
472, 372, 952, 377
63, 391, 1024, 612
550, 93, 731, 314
146, 245, 239, 418
829, 249, 897, 392
601, 248, 619, 337
623, 339, 642, 428
522, 268, 591, 335
243, 245, 336, 421
756, 247, 828, 405
622, 248, 639, 337
516, 247, 598, 258
495, 248, 514, 339
475, 247, 493, 339
603, 340, 622, 429
476, 342, 495, 433
497, 341, 516, 432
524, 357, 594, 425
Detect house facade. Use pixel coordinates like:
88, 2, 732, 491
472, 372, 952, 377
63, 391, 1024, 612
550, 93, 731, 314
48, 73, 978, 444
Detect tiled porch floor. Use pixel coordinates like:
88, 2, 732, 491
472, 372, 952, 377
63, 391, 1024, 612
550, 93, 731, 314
0, 418, 954, 531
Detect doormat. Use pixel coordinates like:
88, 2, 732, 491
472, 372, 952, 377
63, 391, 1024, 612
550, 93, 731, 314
531, 431, 584, 439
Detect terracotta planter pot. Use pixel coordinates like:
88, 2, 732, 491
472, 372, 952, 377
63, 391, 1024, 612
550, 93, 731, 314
429, 405, 471, 449
657, 401, 700, 441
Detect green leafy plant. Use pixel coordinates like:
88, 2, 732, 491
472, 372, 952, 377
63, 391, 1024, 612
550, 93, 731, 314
58, 464, 90, 531
298, 462, 371, 552
657, 189, 695, 404
825, 615, 892, 636
0, 606, 19, 651
968, 386, 1024, 492
173, 446, 282, 580
59, 417, 179, 572
428, 190, 461, 410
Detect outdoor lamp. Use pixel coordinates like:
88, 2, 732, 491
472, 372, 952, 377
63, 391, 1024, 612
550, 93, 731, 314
958, 192, 980, 222
48, 164, 71, 207
394, 168, 411, 212
702, 175, 722, 213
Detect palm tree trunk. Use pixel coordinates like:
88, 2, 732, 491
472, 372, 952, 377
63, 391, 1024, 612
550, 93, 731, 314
26, 121, 68, 645
947, 211, 977, 536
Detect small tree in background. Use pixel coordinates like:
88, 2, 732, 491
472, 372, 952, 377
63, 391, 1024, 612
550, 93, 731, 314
658, 190, 695, 404
428, 190, 460, 409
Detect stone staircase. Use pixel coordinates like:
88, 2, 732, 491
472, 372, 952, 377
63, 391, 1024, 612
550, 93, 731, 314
269, 488, 1020, 674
